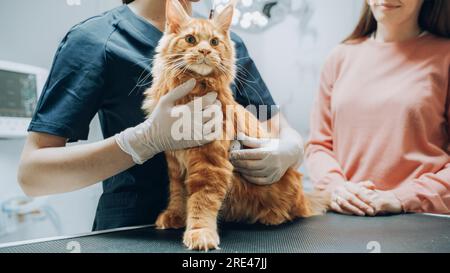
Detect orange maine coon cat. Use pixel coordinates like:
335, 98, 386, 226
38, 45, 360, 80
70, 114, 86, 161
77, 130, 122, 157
143, 0, 328, 251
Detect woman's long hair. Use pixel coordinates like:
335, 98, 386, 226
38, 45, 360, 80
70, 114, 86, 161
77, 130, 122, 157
344, 0, 450, 43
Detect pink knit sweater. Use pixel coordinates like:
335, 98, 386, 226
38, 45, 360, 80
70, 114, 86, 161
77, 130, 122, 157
306, 33, 450, 213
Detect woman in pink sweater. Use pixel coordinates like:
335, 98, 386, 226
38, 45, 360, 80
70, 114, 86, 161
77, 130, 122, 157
306, 0, 450, 216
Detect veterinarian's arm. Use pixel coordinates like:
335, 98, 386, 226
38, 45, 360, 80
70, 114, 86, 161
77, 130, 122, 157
18, 133, 134, 196
18, 80, 222, 196
230, 113, 304, 185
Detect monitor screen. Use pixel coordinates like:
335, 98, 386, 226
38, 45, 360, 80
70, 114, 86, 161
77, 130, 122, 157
0, 69, 38, 118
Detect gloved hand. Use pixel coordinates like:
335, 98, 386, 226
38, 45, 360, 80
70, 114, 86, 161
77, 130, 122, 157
115, 79, 223, 164
230, 132, 303, 185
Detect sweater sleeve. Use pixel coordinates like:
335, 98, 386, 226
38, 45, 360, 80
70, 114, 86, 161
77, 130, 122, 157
392, 69, 450, 214
392, 164, 450, 213
305, 48, 347, 190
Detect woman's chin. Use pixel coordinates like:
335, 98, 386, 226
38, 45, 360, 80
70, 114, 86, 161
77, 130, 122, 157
189, 64, 214, 76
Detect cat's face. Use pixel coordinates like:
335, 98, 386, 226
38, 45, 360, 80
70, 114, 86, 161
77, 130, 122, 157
158, 0, 235, 78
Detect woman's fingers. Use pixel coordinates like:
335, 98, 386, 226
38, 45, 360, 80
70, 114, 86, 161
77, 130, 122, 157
329, 182, 382, 216
351, 186, 378, 210
331, 201, 362, 216
332, 189, 367, 216
356, 190, 376, 205
360, 180, 376, 190
336, 196, 366, 216
330, 201, 352, 215
345, 186, 375, 215
350, 196, 375, 216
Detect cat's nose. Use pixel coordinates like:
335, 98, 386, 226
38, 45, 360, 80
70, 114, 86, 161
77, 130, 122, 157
198, 49, 211, 56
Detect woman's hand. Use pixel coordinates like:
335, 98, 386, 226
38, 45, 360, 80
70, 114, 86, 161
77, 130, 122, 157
329, 181, 403, 216
329, 181, 376, 216
357, 186, 403, 215
115, 79, 223, 164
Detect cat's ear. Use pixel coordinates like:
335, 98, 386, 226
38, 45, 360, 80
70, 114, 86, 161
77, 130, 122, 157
166, 0, 190, 33
213, 3, 235, 33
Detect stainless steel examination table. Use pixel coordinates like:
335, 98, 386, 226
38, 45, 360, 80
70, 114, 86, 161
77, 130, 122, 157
0, 213, 449, 253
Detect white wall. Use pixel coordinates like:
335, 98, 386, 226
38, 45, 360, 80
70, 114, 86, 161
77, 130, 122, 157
0, 0, 363, 243
235, 0, 363, 135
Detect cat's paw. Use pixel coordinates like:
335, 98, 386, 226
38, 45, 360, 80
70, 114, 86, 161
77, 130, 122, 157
183, 228, 220, 251
155, 210, 186, 229
259, 211, 288, 226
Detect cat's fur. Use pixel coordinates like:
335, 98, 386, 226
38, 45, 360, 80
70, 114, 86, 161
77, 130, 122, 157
143, 0, 329, 251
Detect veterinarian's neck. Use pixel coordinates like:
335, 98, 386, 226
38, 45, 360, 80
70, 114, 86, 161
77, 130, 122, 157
130, 0, 193, 32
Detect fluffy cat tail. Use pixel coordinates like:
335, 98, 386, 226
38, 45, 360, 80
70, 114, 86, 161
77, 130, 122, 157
304, 190, 331, 216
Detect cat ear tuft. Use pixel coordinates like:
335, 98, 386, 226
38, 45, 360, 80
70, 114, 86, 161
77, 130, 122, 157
166, 0, 190, 33
213, 3, 235, 33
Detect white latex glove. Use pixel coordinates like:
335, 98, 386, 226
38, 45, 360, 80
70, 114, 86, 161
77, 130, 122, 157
230, 132, 303, 185
115, 79, 223, 164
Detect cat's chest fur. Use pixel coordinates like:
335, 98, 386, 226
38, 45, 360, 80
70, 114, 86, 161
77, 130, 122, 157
166, 76, 236, 173
169, 76, 237, 132
172, 77, 233, 107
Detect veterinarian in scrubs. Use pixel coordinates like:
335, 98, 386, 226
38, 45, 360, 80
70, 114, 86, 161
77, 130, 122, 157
306, 0, 450, 216
18, 0, 304, 230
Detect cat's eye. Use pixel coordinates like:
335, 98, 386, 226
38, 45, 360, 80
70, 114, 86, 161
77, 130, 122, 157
185, 35, 197, 45
210, 37, 220, 46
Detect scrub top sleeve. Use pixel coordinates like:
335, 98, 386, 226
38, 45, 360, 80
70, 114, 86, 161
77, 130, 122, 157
28, 27, 107, 142
231, 33, 278, 121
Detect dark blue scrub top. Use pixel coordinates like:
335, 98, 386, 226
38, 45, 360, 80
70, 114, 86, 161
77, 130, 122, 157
28, 5, 278, 231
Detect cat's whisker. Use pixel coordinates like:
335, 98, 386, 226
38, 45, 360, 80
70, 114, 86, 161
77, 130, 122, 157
235, 76, 265, 105
165, 52, 188, 57
135, 69, 154, 86
235, 63, 258, 82
216, 63, 236, 80
234, 72, 257, 85
129, 72, 153, 96
166, 63, 187, 74
165, 55, 187, 64
164, 62, 183, 71
128, 55, 169, 95
215, 62, 264, 105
